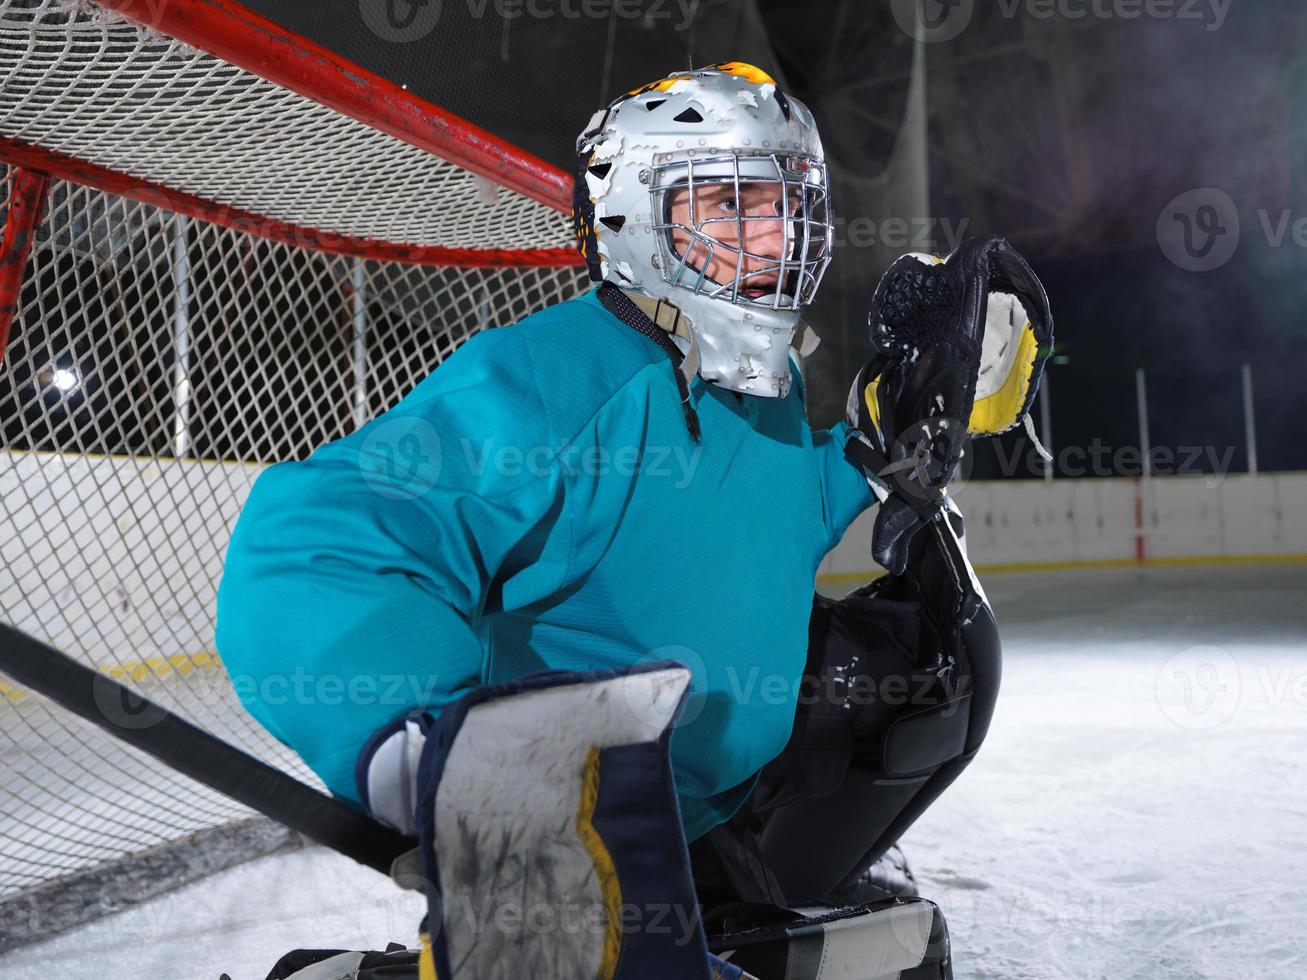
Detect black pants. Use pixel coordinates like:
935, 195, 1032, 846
690, 534, 1002, 915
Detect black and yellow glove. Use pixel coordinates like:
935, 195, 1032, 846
845, 235, 1053, 578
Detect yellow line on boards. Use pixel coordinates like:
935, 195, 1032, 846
7, 552, 1307, 700
0, 650, 224, 704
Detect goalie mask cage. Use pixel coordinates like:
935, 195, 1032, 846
0, 0, 587, 946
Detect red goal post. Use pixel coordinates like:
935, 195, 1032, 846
0, 0, 586, 938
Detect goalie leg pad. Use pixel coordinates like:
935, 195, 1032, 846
710, 897, 953, 980
358, 662, 718, 980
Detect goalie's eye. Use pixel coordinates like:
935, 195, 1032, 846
701, 187, 740, 214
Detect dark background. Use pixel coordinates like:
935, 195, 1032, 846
203, 1, 1307, 476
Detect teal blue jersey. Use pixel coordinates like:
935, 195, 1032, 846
215, 286, 875, 842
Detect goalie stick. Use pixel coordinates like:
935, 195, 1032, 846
0, 622, 413, 875
0, 629, 958, 979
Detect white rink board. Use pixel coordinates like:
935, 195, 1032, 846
822, 471, 1307, 582
4, 453, 1305, 661
0, 450, 267, 671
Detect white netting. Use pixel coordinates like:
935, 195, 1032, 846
0, 0, 589, 920
0, 0, 574, 251
0, 168, 587, 904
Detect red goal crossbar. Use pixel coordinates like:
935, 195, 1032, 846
0, 0, 585, 361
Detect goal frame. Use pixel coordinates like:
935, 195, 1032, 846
0, 0, 586, 943
0, 0, 583, 361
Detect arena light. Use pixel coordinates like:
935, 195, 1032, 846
35, 364, 81, 392
52, 367, 79, 391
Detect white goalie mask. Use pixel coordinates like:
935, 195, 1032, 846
573, 62, 834, 398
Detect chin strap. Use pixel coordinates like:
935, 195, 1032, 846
623, 288, 703, 388
597, 281, 702, 441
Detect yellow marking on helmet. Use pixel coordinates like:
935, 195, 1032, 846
627, 62, 776, 97
627, 74, 686, 96
709, 62, 777, 86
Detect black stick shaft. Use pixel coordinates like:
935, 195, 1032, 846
0, 622, 412, 874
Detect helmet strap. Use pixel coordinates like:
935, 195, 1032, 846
624, 290, 695, 346
596, 283, 702, 442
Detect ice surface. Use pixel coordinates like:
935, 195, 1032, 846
0, 845, 424, 980
906, 562, 1307, 979
1, 562, 1303, 979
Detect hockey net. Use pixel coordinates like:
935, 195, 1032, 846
0, 0, 587, 943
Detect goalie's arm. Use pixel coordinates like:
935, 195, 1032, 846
812, 418, 879, 551
214, 331, 567, 806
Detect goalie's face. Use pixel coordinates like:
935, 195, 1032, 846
654, 157, 832, 310
666, 181, 799, 300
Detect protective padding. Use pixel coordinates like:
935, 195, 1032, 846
753, 522, 1002, 906
412, 662, 715, 980
711, 897, 953, 980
